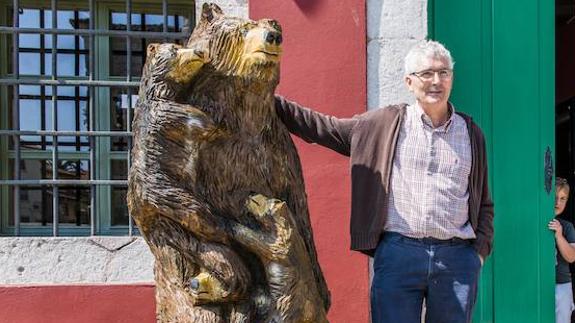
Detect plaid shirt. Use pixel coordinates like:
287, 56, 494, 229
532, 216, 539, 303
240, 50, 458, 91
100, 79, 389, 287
384, 102, 476, 240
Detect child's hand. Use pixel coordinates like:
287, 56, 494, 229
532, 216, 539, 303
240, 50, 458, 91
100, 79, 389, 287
549, 219, 564, 238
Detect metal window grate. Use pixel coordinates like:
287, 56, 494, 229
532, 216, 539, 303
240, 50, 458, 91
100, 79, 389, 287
0, 0, 191, 237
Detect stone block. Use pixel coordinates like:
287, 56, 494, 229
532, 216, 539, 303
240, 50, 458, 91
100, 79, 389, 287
0, 237, 154, 284
367, 0, 427, 40
367, 38, 419, 109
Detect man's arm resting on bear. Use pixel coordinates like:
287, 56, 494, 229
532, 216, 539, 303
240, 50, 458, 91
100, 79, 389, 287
274, 95, 358, 156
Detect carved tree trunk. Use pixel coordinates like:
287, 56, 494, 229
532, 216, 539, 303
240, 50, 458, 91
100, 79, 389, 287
127, 3, 330, 322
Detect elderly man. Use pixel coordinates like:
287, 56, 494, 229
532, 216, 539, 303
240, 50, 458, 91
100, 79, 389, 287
274, 40, 494, 323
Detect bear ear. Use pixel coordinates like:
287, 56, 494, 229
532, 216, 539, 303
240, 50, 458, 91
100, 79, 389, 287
200, 3, 224, 24
147, 43, 160, 56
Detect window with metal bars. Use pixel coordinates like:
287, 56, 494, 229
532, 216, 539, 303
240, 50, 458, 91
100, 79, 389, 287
0, 0, 194, 236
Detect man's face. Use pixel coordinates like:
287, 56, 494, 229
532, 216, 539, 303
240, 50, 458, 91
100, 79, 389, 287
405, 56, 453, 108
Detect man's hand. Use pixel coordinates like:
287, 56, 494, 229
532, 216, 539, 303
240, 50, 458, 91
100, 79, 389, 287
549, 219, 564, 238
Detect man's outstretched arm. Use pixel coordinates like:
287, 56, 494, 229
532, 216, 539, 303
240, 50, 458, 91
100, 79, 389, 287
275, 95, 359, 156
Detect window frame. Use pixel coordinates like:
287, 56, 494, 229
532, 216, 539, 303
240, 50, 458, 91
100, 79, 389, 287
0, 0, 194, 236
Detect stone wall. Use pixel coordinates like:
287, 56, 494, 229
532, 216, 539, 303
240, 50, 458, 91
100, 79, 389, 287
195, 0, 248, 22
367, 0, 427, 110
0, 237, 154, 284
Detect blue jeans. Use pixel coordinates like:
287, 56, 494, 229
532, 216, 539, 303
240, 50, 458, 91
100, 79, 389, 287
371, 232, 481, 323
555, 282, 574, 323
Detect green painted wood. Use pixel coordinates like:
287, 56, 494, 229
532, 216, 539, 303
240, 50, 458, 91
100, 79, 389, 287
538, 0, 557, 319
492, 0, 555, 321
429, 1, 493, 322
429, 0, 555, 322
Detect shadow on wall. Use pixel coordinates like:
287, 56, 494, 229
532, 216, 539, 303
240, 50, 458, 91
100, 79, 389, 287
367, 0, 384, 110
294, 0, 326, 16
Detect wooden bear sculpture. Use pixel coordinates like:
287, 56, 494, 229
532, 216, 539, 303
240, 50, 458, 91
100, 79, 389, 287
128, 3, 330, 322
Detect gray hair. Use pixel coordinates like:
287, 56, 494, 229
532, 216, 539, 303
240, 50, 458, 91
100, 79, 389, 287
404, 40, 454, 75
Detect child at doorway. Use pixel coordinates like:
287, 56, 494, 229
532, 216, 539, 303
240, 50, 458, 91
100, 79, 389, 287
548, 177, 575, 323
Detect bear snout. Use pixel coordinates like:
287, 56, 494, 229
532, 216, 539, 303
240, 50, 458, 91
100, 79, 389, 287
264, 30, 282, 46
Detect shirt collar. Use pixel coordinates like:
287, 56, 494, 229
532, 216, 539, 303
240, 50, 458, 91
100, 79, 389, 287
410, 101, 455, 133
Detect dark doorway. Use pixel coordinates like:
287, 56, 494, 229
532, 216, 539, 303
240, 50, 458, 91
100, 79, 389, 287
556, 1, 575, 322
555, 0, 575, 220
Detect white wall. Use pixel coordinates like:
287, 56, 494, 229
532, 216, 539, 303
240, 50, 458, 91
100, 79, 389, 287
366, 0, 427, 110
195, 0, 248, 23
0, 237, 154, 284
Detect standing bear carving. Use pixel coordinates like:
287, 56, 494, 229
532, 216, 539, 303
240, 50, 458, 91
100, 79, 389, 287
128, 3, 330, 323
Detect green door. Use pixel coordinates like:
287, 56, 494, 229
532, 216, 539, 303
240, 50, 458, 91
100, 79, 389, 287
429, 0, 555, 322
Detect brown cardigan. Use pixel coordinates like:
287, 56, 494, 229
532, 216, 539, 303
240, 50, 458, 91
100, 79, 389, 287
274, 96, 495, 259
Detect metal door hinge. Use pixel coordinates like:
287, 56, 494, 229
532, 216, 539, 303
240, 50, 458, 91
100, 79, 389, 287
545, 147, 553, 194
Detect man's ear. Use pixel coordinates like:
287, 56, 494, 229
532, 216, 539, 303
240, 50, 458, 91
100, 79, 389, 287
404, 75, 413, 91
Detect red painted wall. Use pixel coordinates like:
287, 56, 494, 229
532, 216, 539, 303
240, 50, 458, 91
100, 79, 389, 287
0, 285, 155, 323
250, 1, 369, 323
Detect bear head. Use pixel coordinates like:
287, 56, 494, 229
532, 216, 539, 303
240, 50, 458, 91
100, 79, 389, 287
186, 3, 283, 85
138, 43, 204, 102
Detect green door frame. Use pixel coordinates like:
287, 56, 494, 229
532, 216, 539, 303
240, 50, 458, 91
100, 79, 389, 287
429, 0, 555, 322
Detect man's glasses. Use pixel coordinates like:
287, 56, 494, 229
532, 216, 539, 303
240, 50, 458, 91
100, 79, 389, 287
410, 69, 453, 81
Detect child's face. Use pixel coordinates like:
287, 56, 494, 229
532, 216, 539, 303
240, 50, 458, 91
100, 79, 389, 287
555, 188, 569, 216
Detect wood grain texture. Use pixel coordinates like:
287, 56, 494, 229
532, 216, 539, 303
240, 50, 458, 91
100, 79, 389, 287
127, 3, 330, 322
